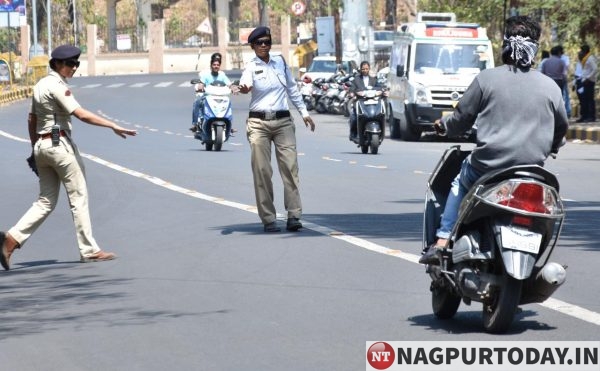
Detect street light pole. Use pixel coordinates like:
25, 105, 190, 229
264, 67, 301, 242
32, 0, 38, 55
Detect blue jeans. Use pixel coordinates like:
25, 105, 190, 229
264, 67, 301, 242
192, 95, 204, 125
561, 83, 571, 118
436, 159, 484, 239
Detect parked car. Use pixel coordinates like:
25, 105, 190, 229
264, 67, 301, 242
299, 56, 357, 82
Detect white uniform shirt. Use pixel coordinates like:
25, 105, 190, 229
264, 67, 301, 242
581, 54, 598, 83
240, 54, 309, 117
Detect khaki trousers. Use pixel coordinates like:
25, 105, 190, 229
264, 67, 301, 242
246, 117, 302, 224
8, 136, 101, 258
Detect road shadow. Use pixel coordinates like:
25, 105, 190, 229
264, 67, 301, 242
556, 200, 600, 251
408, 308, 555, 335
0, 261, 215, 342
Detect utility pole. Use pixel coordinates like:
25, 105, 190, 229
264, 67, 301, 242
47, 0, 51, 54
32, 0, 39, 55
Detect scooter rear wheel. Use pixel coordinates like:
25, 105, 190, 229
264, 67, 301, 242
482, 275, 522, 333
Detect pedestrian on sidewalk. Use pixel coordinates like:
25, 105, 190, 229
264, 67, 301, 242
576, 44, 597, 123
0, 45, 137, 271
541, 46, 566, 90
557, 45, 572, 118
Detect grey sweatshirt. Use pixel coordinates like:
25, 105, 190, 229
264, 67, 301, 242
442, 64, 569, 173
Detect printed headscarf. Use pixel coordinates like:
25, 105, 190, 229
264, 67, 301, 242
503, 35, 538, 68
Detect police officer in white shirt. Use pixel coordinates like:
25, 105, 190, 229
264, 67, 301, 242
238, 27, 316, 233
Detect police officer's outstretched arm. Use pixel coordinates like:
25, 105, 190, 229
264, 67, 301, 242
72, 107, 137, 139
283, 58, 316, 131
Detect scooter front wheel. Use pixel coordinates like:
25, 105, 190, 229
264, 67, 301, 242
214, 126, 224, 151
370, 133, 380, 154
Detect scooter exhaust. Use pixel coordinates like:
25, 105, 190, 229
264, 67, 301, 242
520, 262, 567, 304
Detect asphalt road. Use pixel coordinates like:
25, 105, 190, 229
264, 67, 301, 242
0, 72, 599, 370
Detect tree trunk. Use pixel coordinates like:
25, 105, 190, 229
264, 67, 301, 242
258, 0, 270, 27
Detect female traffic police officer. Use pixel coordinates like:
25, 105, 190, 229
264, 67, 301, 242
238, 27, 316, 233
0, 44, 137, 270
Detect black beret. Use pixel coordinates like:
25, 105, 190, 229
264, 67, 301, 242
248, 26, 271, 44
51, 45, 81, 60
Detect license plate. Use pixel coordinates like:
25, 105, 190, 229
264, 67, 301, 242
500, 226, 542, 254
364, 100, 377, 105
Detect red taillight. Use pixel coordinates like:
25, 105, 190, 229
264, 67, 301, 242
499, 183, 548, 213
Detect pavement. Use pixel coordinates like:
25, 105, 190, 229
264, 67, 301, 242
567, 118, 600, 143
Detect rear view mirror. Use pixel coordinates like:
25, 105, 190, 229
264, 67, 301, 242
396, 65, 405, 77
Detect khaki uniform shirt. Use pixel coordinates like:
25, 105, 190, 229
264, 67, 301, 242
31, 71, 81, 135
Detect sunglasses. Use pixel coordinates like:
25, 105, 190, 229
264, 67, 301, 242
64, 59, 80, 68
253, 39, 272, 46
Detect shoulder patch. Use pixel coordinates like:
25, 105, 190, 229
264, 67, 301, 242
65, 90, 71, 96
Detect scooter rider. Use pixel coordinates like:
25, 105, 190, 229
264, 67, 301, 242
348, 61, 385, 141
191, 53, 236, 133
419, 15, 569, 265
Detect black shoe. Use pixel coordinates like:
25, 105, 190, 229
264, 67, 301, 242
418, 244, 443, 265
263, 222, 281, 233
189, 125, 197, 132
575, 118, 586, 123
286, 217, 303, 231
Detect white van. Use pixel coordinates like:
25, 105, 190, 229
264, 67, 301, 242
386, 13, 494, 141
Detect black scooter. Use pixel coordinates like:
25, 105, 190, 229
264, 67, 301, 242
351, 87, 386, 154
422, 145, 567, 333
